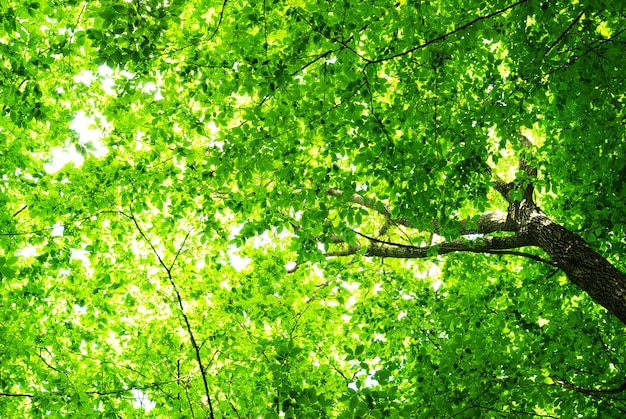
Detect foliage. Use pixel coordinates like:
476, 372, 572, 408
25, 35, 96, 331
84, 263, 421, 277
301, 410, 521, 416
1, 0, 625, 417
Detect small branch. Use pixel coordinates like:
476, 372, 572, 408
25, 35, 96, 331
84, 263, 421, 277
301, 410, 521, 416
292, 8, 369, 64
471, 403, 559, 418
289, 296, 317, 338
168, 268, 215, 419
545, 267, 560, 280
35, 348, 70, 380
331, 364, 351, 385
486, 167, 513, 202
156, 0, 228, 58
552, 376, 626, 396
286, 262, 301, 273
118, 210, 169, 273
169, 228, 192, 272
2, 379, 188, 400
87, 378, 188, 396
290, 49, 340, 77
0, 392, 34, 397
544, 9, 585, 57
12, 205, 27, 218
262, 0, 268, 61
353, 230, 416, 249
317, 80, 367, 118
207, 0, 228, 44
362, 68, 394, 146
366, 0, 528, 66
480, 249, 557, 266
229, 400, 242, 419
327, 188, 515, 235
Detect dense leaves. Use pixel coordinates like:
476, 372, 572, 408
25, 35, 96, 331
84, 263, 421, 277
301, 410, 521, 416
1, 0, 625, 417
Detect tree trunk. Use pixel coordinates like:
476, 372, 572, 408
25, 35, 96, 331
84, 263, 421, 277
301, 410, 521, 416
526, 208, 626, 324
325, 187, 626, 324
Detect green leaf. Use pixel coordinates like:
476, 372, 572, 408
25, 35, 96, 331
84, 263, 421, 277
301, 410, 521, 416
1, 1, 625, 417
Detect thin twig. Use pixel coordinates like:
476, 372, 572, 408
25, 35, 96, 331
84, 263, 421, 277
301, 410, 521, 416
169, 228, 192, 272
12, 205, 27, 217
0, 392, 34, 397
206, 0, 228, 44
86, 378, 189, 396
544, 9, 585, 57
157, 0, 228, 58
263, 0, 268, 61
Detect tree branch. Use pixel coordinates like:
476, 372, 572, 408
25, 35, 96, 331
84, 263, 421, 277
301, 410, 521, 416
120, 211, 215, 419
325, 245, 363, 257
486, 167, 513, 202
327, 233, 556, 266
0, 392, 34, 397
12, 205, 27, 218
366, 0, 529, 65
514, 131, 537, 203
325, 187, 387, 217
327, 188, 516, 234
87, 378, 190, 396
435, 211, 516, 235
544, 9, 586, 57
552, 376, 626, 396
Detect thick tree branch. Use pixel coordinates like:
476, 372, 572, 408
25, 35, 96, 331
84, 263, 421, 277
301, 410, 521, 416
327, 233, 556, 266
365, 234, 527, 257
326, 245, 363, 257
527, 209, 626, 324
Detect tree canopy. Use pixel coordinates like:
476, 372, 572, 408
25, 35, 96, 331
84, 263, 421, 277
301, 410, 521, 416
1, 0, 626, 417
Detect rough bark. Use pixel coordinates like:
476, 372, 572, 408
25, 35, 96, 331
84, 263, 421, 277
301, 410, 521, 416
325, 168, 626, 324
325, 194, 626, 325
526, 207, 626, 324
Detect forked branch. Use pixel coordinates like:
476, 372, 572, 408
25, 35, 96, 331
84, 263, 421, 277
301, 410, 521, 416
119, 210, 215, 419
327, 187, 516, 234
326, 187, 412, 228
